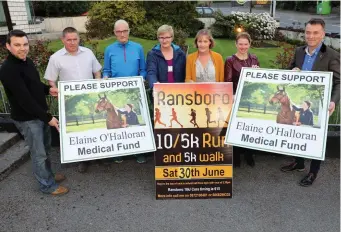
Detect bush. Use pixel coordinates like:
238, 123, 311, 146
173, 28, 189, 54
270, 44, 295, 69
187, 19, 205, 37
32, 1, 91, 17
86, 1, 146, 39
285, 38, 306, 46
211, 10, 235, 38
212, 11, 277, 40
142, 1, 198, 34
273, 29, 286, 42
131, 20, 159, 41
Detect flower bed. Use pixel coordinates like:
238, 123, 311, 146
212, 11, 277, 40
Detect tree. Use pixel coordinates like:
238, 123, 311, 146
142, 1, 202, 36
85, 1, 146, 39
32, 1, 91, 17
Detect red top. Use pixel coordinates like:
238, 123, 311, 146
166, 59, 174, 83
224, 54, 260, 94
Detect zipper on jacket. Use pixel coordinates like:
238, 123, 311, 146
123, 44, 126, 62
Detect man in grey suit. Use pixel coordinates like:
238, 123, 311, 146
280, 18, 340, 187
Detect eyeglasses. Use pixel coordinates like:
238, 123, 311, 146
115, 30, 129, 35
158, 36, 172, 41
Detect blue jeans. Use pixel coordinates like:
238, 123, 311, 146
13, 120, 58, 193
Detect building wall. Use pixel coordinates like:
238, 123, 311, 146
0, 0, 41, 36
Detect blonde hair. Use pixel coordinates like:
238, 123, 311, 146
236, 32, 252, 44
157, 25, 174, 38
194, 29, 215, 49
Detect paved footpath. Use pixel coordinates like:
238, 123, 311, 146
0, 149, 339, 232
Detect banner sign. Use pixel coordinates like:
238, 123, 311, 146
154, 83, 233, 199
58, 76, 156, 163
225, 68, 332, 160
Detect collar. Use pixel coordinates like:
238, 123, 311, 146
7, 52, 27, 63
305, 42, 323, 56
115, 40, 130, 47
61, 46, 85, 55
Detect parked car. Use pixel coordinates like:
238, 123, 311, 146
196, 6, 215, 18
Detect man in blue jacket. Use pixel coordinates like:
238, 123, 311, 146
103, 19, 146, 79
103, 19, 147, 164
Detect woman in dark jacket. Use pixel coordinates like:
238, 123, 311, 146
224, 32, 260, 168
146, 25, 186, 89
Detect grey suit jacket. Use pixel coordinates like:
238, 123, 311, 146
288, 43, 340, 103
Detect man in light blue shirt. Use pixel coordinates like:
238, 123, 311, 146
103, 19, 146, 79
103, 19, 147, 164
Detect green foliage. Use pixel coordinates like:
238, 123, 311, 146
173, 28, 189, 54
210, 10, 234, 38
32, 1, 91, 17
270, 43, 295, 69
85, 1, 146, 39
142, 1, 201, 36
131, 20, 159, 41
86, 1, 203, 41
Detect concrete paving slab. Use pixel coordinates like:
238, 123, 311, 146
0, 150, 339, 232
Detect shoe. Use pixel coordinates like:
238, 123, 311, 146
77, 162, 88, 173
136, 155, 146, 164
245, 155, 255, 167
51, 186, 69, 196
54, 173, 66, 183
280, 162, 305, 172
113, 157, 123, 163
299, 173, 317, 187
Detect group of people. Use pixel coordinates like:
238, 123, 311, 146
0, 17, 339, 196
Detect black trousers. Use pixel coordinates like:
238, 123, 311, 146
295, 157, 321, 174
233, 146, 254, 166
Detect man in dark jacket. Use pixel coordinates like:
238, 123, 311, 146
0, 30, 68, 195
280, 18, 340, 187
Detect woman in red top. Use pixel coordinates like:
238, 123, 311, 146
224, 32, 259, 167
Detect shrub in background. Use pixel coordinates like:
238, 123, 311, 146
86, 1, 146, 39
212, 11, 277, 40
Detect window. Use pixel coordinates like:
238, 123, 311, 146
0, 3, 6, 24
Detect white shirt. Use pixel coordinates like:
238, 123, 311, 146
44, 46, 102, 82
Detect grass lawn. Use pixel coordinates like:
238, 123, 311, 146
65, 115, 145, 133
48, 36, 283, 68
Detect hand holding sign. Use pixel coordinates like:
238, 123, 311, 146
48, 117, 59, 132
328, 102, 335, 116
49, 87, 58, 97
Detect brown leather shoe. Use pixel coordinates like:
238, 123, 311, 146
51, 186, 69, 196
54, 173, 66, 183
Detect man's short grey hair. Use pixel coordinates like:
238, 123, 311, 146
157, 25, 174, 38
114, 19, 130, 30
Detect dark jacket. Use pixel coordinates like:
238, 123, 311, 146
146, 44, 186, 88
0, 53, 52, 123
292, 105, 314, 126
289, 43, 340, 104
119, 110, 139, 125
224, 54, 259, 94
